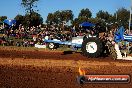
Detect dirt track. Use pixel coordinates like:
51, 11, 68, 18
0, 47, 132, 88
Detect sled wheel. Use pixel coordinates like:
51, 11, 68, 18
47, 43, 58, 49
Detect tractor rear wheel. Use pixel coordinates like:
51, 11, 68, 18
81, 37, 103, 58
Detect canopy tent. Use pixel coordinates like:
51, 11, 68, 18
80, 22, 95, 27
3, 19, 16, 26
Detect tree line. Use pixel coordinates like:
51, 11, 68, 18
0, 0, 131, 31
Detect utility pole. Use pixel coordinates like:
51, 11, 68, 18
116, 9, 118, 20
128, 0, 132, 53
29, 2, 32, 28
129, 0, 132, 34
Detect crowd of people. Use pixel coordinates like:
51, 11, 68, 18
0, 23, 94, 47
0, 23, 132, 49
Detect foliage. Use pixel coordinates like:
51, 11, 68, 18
115, 8, 130, 27
78, 8, 92, 18
21, 0, 39, 13
96, 10, 111, 21
27, 11, 43, 26
14, 14, 24, 24
18, 1, 132, 30
71, 17, 88, 26
21, 0, 40, 27
46, 13, 56, 24
15, 12, 43, 27
46, 10, 74, 25
72, 8, 92, 26
0, 16, 7, 22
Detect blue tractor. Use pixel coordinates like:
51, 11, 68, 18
44, 22, 132, 59
44, 22, 104, 58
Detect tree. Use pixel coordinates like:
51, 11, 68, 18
21, 0, 39, 27
15, 12, 43, 27
78, 8, 92, 18
115, 8, 130, 26
72, 8, 92, 26
96, 10, 114, 31
72, 16, 89, 26
96, 10, 111, 21
0, 16, 7, 22
21, 0, 39, 13
46, 10, 74, 25
14, 14, 24, 24
46, 13, 57, 24
61, 10, 74, 22
54, 10, 61, 24
24, 11, 43, 27
30, 11, 43, 26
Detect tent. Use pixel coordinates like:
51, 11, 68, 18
80, 22, 95, 27
3, 19, 16, 26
